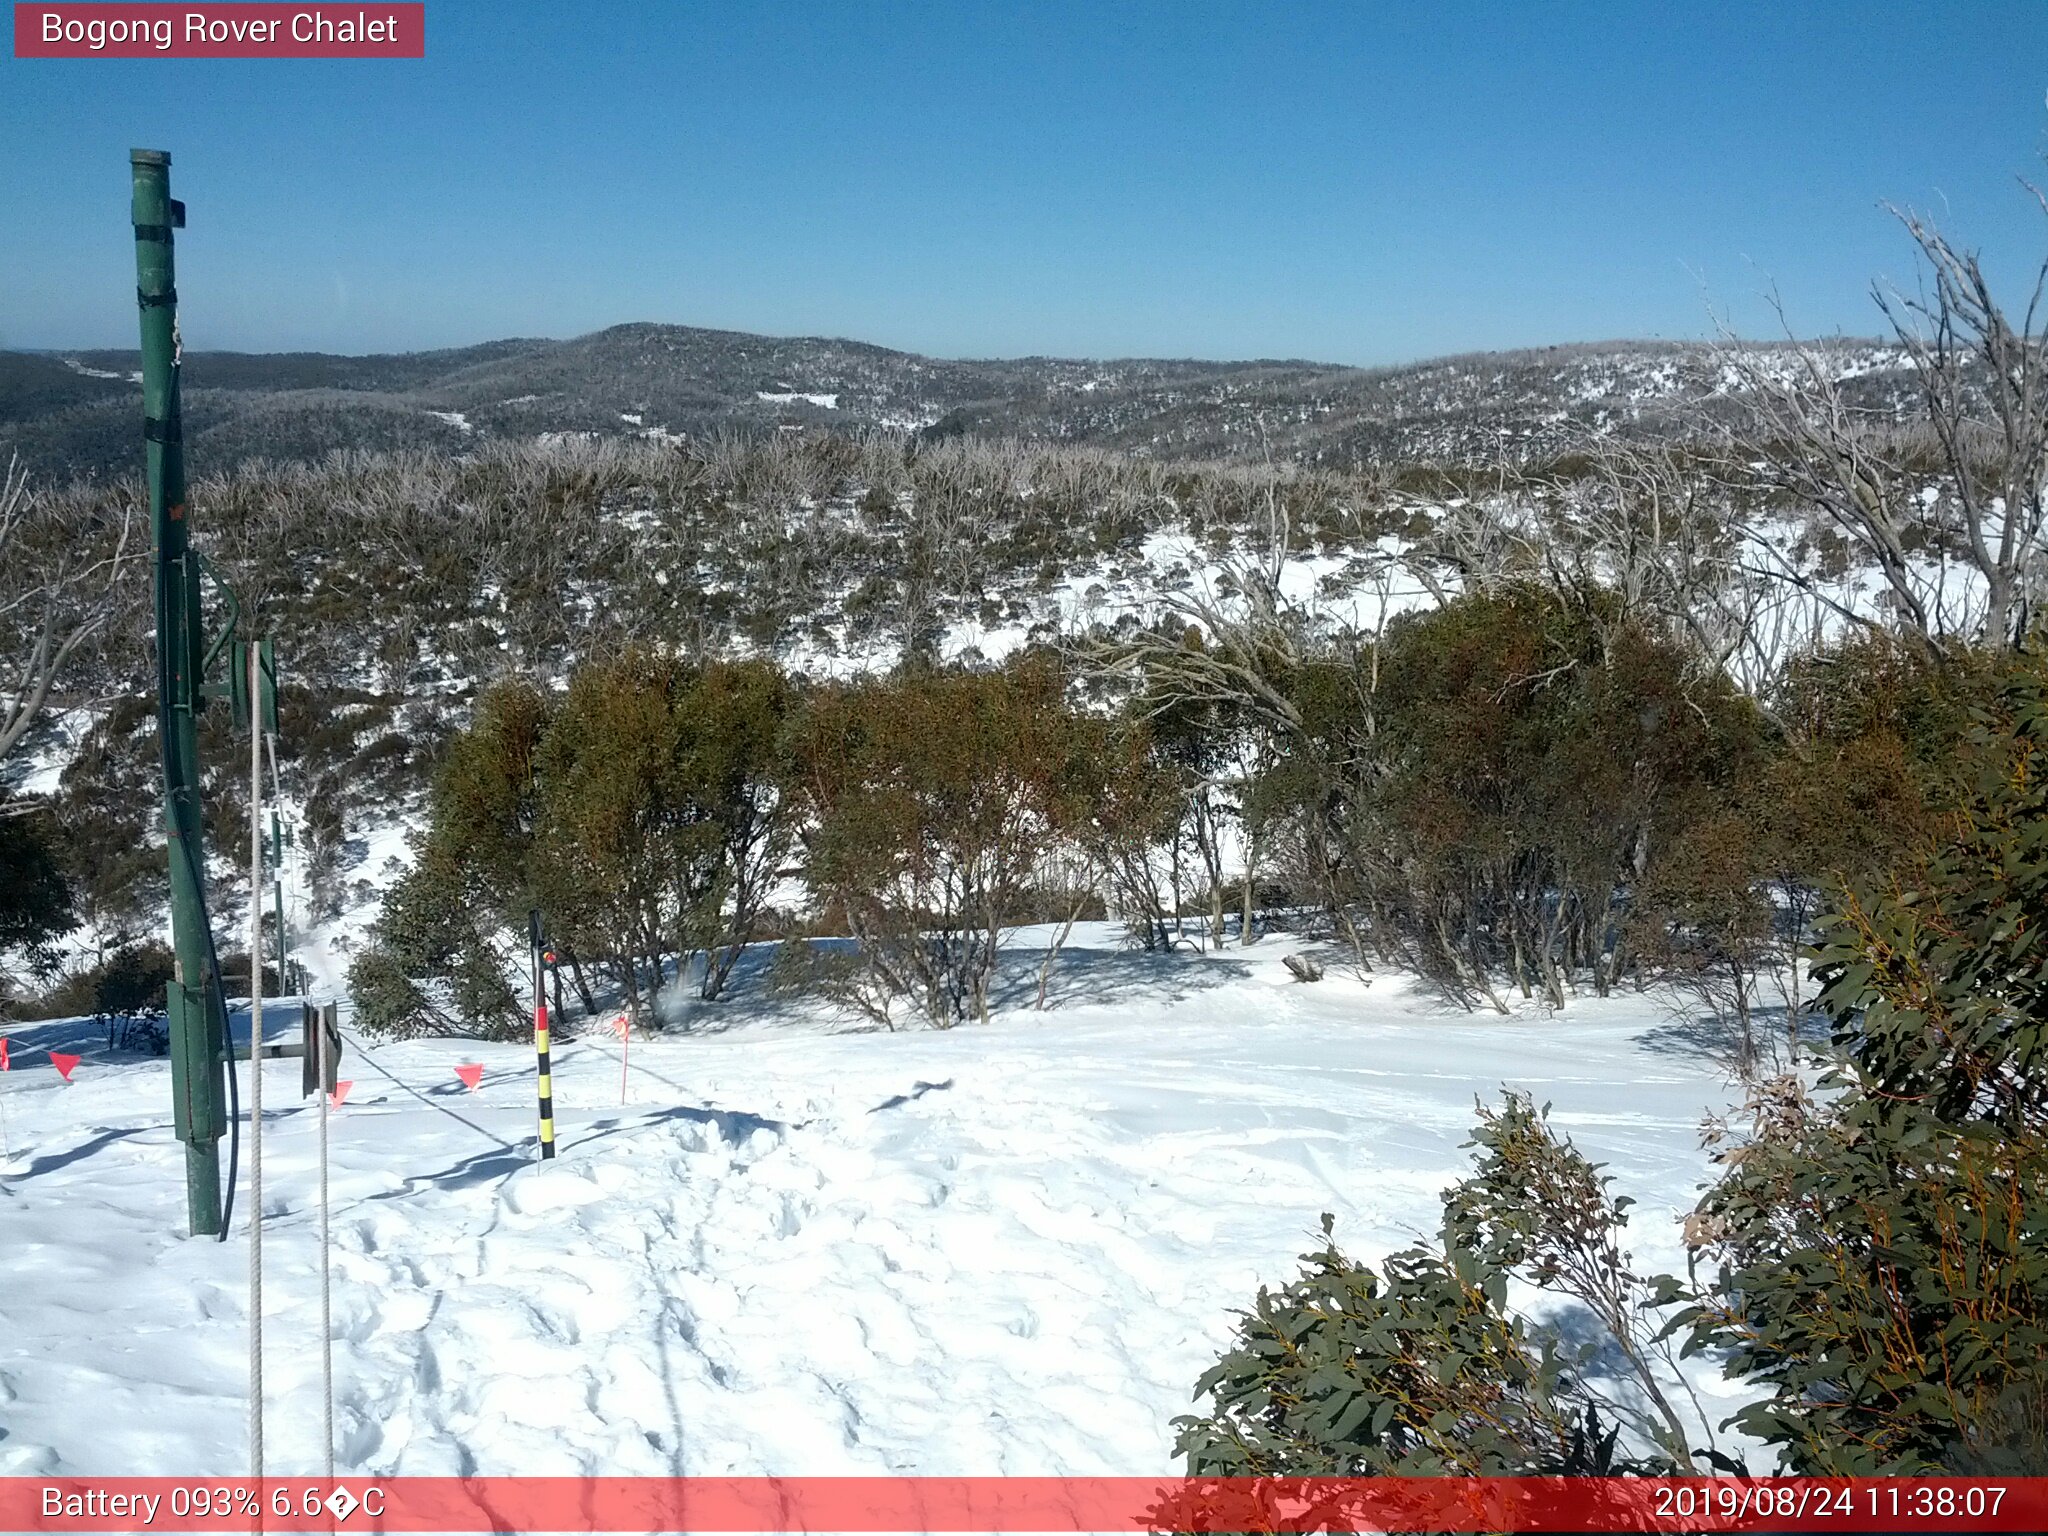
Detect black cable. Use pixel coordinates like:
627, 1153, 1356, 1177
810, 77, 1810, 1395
207, 916, 239, 1243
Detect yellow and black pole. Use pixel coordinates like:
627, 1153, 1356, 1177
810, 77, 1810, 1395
529, 909, 556, 1160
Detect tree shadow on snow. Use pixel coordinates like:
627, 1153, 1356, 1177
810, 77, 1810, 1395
987, 940, 1252, 1013
866, 1078, 953, 1113
1632, 1003, 1830, 1064
570, 1100, 795, 1151
365, 1142, 534, 1201
556, 939, 853, 1039
616, 934, 1251, 1036
0, 1015, 117, 1064
4, 1123, 161, 1180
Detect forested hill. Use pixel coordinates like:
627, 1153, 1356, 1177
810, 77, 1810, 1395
0, 324, 1915, 482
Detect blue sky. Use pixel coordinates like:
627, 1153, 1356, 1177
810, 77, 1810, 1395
4, 1, 2046, 363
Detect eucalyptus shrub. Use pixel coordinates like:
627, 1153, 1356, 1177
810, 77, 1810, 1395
1675, 663, 2048, 1473
1186, 659, 2048, 1479
1175, 1210, 1670, 1479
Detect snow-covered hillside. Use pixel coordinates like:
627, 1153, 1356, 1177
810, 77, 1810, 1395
0, 927, 1761, 1478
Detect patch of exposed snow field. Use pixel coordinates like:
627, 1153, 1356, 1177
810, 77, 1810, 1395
0, 926, 1761, 1478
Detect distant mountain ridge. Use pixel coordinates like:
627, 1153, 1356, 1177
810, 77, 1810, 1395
0, 322, 1911, 482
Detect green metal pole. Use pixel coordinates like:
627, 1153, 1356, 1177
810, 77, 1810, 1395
134, 148, 228, 1237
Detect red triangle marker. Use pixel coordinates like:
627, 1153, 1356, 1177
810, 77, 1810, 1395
0, 1036, 10, 1071
48, 1052, 80, 1082
330, 1080, 353, 1107
454, 1062, 484, 1092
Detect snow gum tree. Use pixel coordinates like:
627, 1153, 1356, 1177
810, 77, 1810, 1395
530, 651, 796, 1021
793, 654, 1117, 1028
533, 650, 713, 1023
1726, 189, 2048, 655
349, 679, 548, 1039
350, 656, 794, 1036
1274, 586, 1763, 1010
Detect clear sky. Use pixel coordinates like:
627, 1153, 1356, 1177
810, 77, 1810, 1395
4, 1, 2047, 363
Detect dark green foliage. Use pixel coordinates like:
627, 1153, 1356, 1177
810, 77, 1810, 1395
1185, 649, 2048, 1481
88, 941, 175, 1016
349, 832, 528, 1040
1273, 586, 1766, 1009
1073, 715, 1183, 952
1176, 1212, 1672, 1479
348, 680, 548, 1040
16, 939, 175, 1022
1675, 659, 2048, 1472
1762, 633, 1998, 888
1180, 1089, 1723, 1484
1445, 1092, 1705, 1470
0, 805, 76, 978
44, 695, 164, 936
685, 658, 800, 998
531, 651, 787, 1020
351, 657, 795, 1037
793, 654, 1118, 1028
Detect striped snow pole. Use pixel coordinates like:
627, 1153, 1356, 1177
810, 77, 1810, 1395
530, 909, 556, 1160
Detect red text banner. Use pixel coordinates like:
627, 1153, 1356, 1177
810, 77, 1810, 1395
4, 1476, 2047, 1533
14, 5, 424, 58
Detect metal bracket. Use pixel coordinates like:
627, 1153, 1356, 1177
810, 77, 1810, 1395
194, 551, 241, 703
229, 637, 278, 735
302, 1001, 342, 1097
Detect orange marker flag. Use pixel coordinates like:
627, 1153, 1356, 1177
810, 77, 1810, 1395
610, 1014, 631, 1105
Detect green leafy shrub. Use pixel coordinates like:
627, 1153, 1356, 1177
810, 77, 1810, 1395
0, 803, 76, 990
792, 655, 1120, 1028
351, 658, 796, 1037
17, 940, 172, 1022
1179, 1087, 1722, 1488
1176, 1212, 1670, 1479
1675, 660, 2048, 1473
1445, 1093, 1710, 1471
1269, 585, 1766, 1010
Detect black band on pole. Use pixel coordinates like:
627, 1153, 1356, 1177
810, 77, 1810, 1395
138, 287, 178, 309
530, 907, 556, 1160
133, 223, 175, 244
143, 415, 181, 444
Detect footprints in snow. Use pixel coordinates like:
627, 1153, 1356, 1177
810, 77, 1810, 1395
329, 1108, 789, 1476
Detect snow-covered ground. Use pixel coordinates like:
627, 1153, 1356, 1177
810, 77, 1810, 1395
0, 927, 1760, 1479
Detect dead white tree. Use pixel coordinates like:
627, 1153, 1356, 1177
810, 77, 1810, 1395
1083, 528, 1311, 742
0, 456, 138, 778
1875, 198, 2048, 647
1555, 441, 1833, 698
1722, 188, 2048, 654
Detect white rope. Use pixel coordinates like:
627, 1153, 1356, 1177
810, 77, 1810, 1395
247, 642, 265, 1484
262, 695, 330, 1480
317, 1002, 334, 1480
